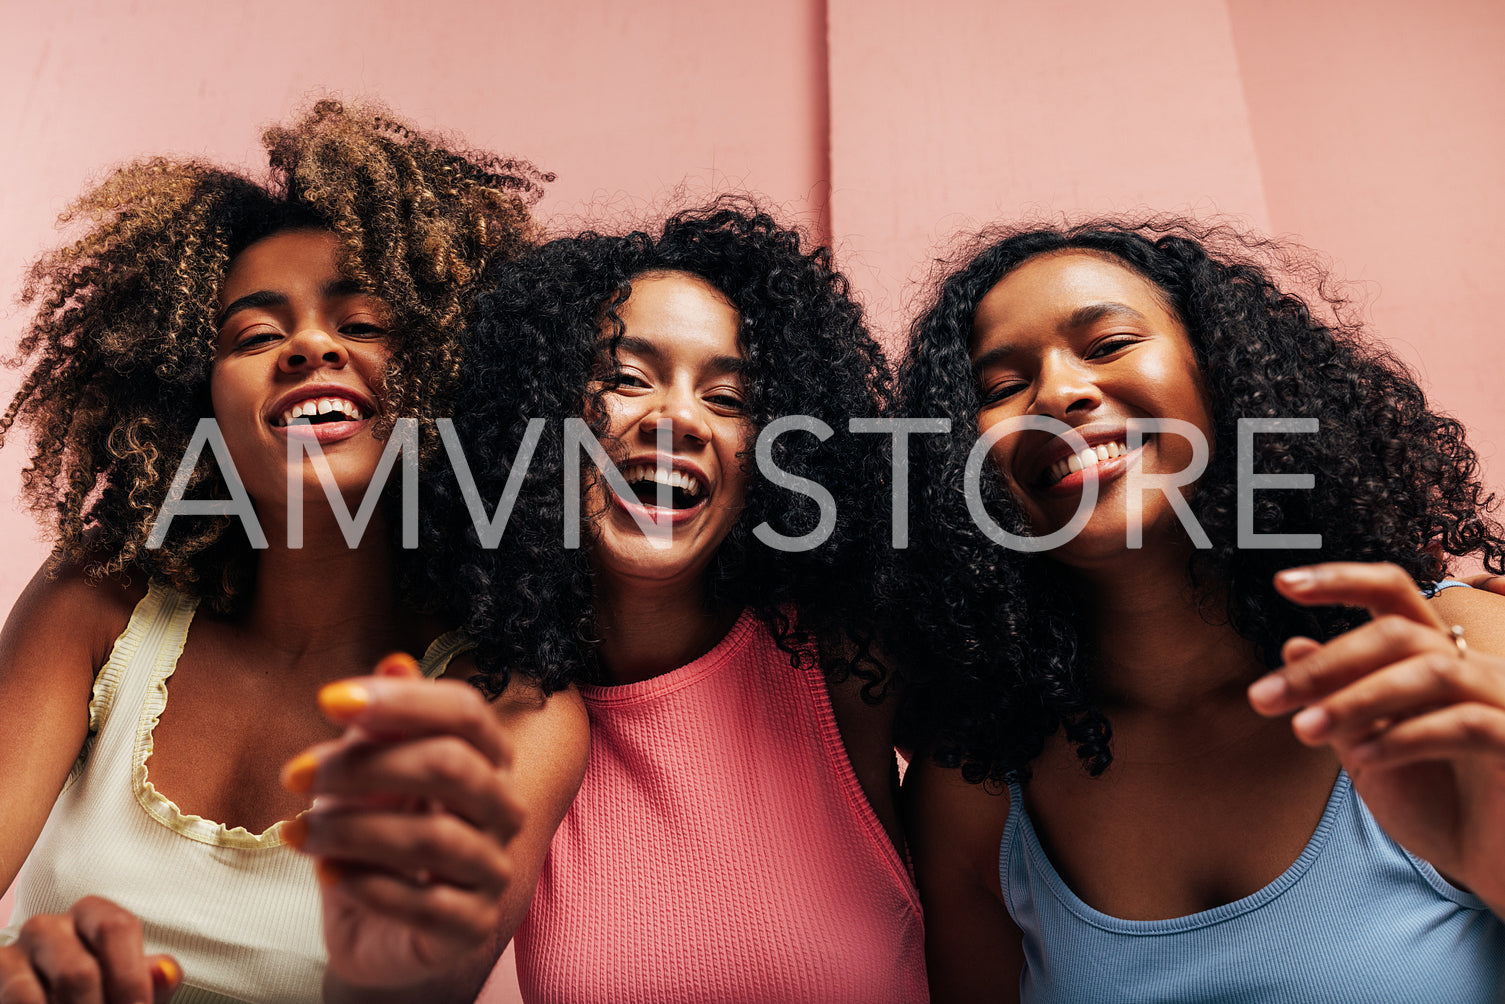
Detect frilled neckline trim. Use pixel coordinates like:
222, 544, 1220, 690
128, 581, 469, 849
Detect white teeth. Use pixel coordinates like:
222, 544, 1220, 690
277, 396, 364, 427
620, 463, 704, 498
1046, 440, 1129, 484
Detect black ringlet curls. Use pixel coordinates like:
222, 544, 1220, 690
420, 198, 895, 698
889, 217, 1505, 784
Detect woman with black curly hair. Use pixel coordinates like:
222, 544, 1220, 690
894, 219, 1505, 1002
424, 200, 927, 1002
0, 101, 587, 1003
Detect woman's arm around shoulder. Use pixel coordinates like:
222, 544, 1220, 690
902, 755, 1023, 1004
0, 558, 140, 890
1428, 583, 1505, 656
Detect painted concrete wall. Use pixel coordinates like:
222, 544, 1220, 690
827, 0, 1273, 343
1227, 0, 1505, 525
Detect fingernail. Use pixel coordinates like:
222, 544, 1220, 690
281, 816, 308, 849
318, 681, 370, 718
1292, 706, 1330, 739
315, 858, 344, 887
281, 752, 320, 793
1276, 568, 1316, 589
152, 956, 181, 987
376, 651, 421, 677
1248, 675, 1287, 707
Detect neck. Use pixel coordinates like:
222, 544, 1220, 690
1068, 544, 1265, 715
592, 574, 740, 686
236, 505, 422, 673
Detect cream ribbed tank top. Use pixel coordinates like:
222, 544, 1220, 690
2, 581, 469, 1004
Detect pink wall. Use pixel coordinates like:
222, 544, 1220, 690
1227, 0, 1505, 531
827, 0, 1273, 344
4, 0, 1503, 991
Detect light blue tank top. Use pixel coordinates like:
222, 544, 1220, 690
1001, 771, 1505, 1003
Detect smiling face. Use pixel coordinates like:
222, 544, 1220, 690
587, 270, 753, 592
210, 229, 393, 507
969, 251, 1213, 569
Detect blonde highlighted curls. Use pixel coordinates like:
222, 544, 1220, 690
2, 99, 549, 610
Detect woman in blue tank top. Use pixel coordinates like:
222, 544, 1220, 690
891, 219, 1505, 1003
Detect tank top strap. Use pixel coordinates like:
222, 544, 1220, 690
88, 580, 198, 735
60, 581, 197, 792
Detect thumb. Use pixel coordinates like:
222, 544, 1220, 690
375, 651, 422, 678
148, 954, 183, 1003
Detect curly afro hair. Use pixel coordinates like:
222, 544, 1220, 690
2, 99, 549, 610
889, 216, 1505, 785
420, 198, 894, 697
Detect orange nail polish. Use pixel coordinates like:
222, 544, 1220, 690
281, 816, 308, 849
315, 858, 344, 886
281, 752, 320, 793
375, 651, 421, 677
318, 681, 370, 718
151, 956, 182, 987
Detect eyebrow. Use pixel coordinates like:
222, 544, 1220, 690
1064, 302, 1148, 328
971, 301, 1149, 372
215, 290, 285, 330
614, 335, 745, 376
215, 278, 370, 329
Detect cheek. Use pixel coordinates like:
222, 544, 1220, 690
977, 414, 1023, 488
207, 366, 247, 429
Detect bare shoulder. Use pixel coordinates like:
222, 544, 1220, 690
819, 635, 906, 849
1428, 586, 1505, 658
903, 756, 1023, 1002
902, 755, 1012, 879
443, 655, 591, 804
0, 556, 145, 684
0, 557, 147, 887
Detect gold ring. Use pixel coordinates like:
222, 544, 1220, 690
1448, 624, 1468, 658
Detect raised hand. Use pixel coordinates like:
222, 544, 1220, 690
0, 897, 181, 1004
280, 653, 523, 997
1247, 561, 1505, 915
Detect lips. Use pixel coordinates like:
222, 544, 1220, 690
267, 384, 378, 444
606, 456, 712, 526
1043, 439, 1129, 486
1018, 425, 1150, 495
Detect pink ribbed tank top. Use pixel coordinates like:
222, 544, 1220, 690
507, 609, 928, 1003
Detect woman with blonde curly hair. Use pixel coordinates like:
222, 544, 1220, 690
0, 101, 588, 1003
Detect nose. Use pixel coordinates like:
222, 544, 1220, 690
1031, 351, 1102, 419
637, 382, 712, 447
278, 325, 348, 373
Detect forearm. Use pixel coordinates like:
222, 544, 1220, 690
322, 932, 503, 1004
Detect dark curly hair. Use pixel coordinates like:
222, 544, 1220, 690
890, 216, 1505, 785
420, 198, 894, 697
2, 99, 549, 610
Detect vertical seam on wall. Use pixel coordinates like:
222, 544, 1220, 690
816, 0, 834, 246
1217, 0, 1275, 234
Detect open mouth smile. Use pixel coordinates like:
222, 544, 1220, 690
272, 395, 368, 428
607, 460, 710, 526
1031, 435, 1148, 495
268, 388, 378, 444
